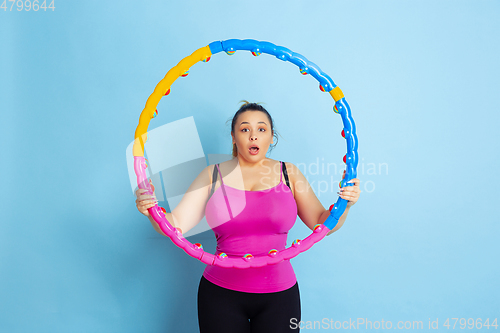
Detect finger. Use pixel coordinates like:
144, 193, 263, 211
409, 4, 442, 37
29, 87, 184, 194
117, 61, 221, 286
138, 188, 157, 198
344, 193, 359, 202
338, 192, 351, 200
137, 188, 153, 197
340, 191, 352, 198
339, 185, 355, 192
344, 191, 358, 198
347, 178, 361, 186
142, 199, 158, 206
140, 204, 156, 212
139, 193, 157, 201
340, 193, 355, 201
341, 187, 360, 194
342, 188, 359, 195
141, 203, 157, 212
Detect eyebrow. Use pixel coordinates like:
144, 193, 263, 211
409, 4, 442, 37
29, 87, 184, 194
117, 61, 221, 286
239, 121, 267, 126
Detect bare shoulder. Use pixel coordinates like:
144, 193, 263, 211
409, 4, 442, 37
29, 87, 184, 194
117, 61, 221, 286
215, 158, 239, 175
207, 159, 233, 184
265, 158, 281, 169
282, 161, 302, 178
284, 160, 310, 185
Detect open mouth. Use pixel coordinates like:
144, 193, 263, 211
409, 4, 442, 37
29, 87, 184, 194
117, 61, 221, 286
249, 147, 259, 154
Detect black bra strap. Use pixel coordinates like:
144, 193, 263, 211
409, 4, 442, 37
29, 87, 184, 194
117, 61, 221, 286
281, 161, 291, 190
209, 164, 218, 197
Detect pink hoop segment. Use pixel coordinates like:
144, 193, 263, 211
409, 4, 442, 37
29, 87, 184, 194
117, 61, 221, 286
135, 156, 332, 268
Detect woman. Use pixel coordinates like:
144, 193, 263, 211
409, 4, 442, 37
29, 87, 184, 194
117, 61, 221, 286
136, 101, 360, 332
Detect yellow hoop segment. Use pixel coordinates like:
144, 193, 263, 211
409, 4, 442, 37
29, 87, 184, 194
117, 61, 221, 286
329, 86, 344, 102
133, 45, 213, 157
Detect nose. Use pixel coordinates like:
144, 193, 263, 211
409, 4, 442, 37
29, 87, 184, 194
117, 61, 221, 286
250, 135, 257, 141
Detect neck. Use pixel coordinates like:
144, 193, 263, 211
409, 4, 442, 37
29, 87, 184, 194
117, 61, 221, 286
234, 155, 269, 170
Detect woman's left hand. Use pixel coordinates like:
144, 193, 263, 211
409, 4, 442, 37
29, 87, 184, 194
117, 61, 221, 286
339, 170, 360, 208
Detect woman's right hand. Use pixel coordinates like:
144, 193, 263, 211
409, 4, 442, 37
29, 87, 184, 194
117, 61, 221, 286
135, 179, 158, 218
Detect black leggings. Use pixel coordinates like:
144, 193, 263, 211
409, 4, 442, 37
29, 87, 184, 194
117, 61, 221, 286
197, 275, 301, 333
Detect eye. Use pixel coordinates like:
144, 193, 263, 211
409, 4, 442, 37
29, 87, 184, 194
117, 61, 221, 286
241, 128, 266, 132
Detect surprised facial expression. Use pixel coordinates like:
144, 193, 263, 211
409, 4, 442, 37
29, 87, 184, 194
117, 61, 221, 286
232, 110, 274, 160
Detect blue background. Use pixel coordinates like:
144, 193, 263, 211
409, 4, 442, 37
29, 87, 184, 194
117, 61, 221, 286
1, 0, 499, 332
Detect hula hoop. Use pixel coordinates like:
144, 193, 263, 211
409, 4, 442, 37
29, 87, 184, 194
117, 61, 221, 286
133, 39, 358, 269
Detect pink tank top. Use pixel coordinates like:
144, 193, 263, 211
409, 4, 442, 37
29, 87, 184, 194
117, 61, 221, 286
203, 161, 298, 293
